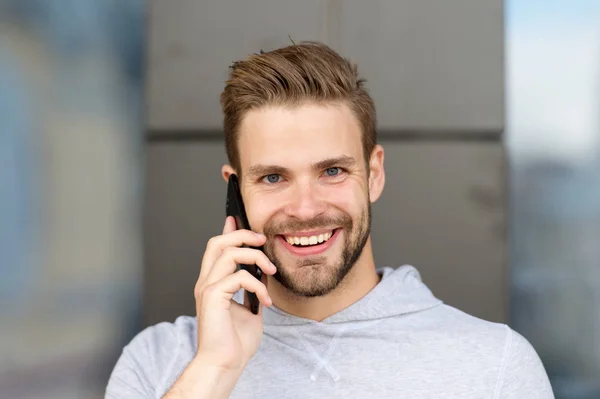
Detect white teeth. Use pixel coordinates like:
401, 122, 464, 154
285, 230, 335, 246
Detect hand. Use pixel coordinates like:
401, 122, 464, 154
193, 216, 277, 372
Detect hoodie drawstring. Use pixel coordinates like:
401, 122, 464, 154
292, 326, 347, 382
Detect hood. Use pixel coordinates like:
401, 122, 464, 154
260, 265, 444, 325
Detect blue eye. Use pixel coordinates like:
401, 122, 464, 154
325, 167, 340, 176
264, 174, 281, 184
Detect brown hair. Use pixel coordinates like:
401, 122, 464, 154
220, 41, 376, 174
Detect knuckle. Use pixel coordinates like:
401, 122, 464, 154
205, 236, 219, 252
194, 279, 206, 295
202, 284, 217, 298
237, 269, 253, 279
261, 253, 271, 264
194, 289, 205, 305
222, 246, 237, 258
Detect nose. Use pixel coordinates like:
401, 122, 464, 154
283, 179, 327, 221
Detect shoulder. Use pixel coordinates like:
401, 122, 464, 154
432, 304, 537, 360
125, 315, 197, 367
497, 327, 554, 397
105, 316, 198, 398
431, 305, 554, 398
142, 315, 198, 353
426, 304, 514, 347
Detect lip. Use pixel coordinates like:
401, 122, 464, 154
278, 228, 341, 256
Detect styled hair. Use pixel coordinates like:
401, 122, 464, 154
220, 41, 376, 174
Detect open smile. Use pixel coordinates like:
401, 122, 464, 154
277, 228, 341, 256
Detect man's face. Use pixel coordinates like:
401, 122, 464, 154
230, 103, 382, 297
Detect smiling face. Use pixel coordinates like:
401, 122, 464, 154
223, 102, 384, 298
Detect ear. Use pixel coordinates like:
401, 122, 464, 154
367, 144, 385, 203
222, 164, 236, 182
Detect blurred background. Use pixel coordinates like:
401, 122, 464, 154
0, 1, 598, 398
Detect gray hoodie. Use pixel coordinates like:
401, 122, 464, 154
105, 265, 555, 398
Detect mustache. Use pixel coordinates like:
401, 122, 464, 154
263, 214, 352, 236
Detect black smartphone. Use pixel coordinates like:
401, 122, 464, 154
225, 173, 263, 314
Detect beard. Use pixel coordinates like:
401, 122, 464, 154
262, 203, 372, 298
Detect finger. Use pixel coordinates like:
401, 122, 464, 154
203, 270, 272, 309
222, 216, 237, 235
205, 247, 276, 285
200, 229, 267, 278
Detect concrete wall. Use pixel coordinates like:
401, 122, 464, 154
144, 0, 506, 326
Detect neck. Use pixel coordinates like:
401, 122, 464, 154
267, 237, 380, 322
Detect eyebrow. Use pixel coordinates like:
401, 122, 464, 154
247, 156, 357, 178
313, 155, 356, 171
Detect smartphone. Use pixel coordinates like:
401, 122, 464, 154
226, 173, 263, 314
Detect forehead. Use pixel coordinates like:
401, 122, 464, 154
237, 103, 363, 169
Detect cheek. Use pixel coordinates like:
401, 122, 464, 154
245, 193, 280, 231
327, 182, 365, 215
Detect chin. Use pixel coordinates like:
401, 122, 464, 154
272, 257, 350, 298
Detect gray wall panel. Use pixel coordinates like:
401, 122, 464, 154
147, 0, 325, 130
143, 142, 229, 325
147, 0, 503, 133
144, 140, 506, 326
340, 0, 504, 131
371, 141, 507, 322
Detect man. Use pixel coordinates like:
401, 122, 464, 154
106, 41, 554, 398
